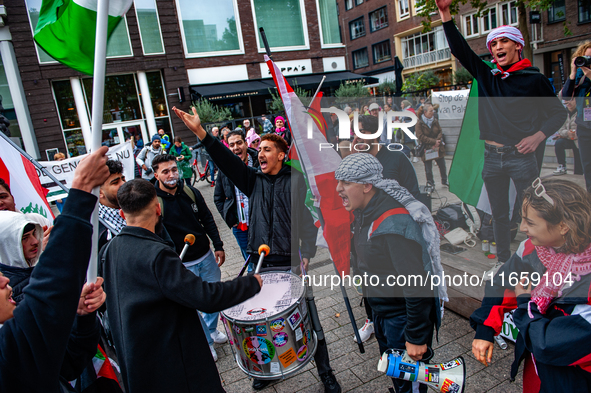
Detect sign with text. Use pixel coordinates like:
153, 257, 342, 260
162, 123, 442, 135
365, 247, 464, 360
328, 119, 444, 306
37, 142, 135, 202
432, 89, 470, 120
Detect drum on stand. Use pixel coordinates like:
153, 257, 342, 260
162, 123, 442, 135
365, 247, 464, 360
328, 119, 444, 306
221, 271, 317, 380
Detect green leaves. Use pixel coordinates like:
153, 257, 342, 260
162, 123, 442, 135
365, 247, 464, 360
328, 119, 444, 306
191, 99, 233, 123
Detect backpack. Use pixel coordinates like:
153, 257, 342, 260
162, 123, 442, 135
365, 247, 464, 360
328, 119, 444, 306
157, 184, 197, 217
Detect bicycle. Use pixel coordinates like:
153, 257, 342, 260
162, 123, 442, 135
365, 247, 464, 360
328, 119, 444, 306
190, 159, 213, 186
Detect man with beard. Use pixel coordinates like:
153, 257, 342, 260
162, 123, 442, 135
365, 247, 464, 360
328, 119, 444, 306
101, 179, 262, 392
214, 130, 259, 266
136, 134, 163, 181
151, 154, 227, 360
97, 160, 173, 250
172, 106, 341, 393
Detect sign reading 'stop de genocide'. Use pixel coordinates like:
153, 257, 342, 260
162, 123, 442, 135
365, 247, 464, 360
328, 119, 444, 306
37, 142, 134, 202
432, 90, 470, 120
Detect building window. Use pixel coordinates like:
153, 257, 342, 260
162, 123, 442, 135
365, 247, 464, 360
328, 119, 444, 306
464, 14, 479, 37
500, 1, 518, 25
579, 0, 591, 23
82, 74, 143, 124
349, 18, 366, 40
345, 0, 353, 11
134, 0, 165, 55
401, 26, 450, 68
369, 7, 388, 32
252, 0, 308, 50
177, 0, 243, 57
481, 8, 497, 32
52, 81, 85, 157
548, 0, 566, 23
352, 48, 369, 69
398, 0, 410, 18
414, 0, 424, 12
356, 0, 364, 5
317, 0, 342, 46
373, 41, 392, 63
25, 0, 132, 64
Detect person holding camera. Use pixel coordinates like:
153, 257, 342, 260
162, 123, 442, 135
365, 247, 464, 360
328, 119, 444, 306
136, 134, 164, 181
561, 41, 591, 191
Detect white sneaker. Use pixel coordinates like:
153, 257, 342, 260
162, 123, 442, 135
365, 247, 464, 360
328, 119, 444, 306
553, 165, 567, 176
485, 261, 504, 279
412, 156, 420, 163
211, 329, 228, 344
353, 319, 374, 343
209, 344, 218, 362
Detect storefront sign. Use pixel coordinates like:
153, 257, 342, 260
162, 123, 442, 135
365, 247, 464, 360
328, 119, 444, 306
37, 142, 135, 202
260, 59, 313, 78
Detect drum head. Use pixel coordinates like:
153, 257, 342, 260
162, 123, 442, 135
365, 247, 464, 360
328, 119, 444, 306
224, 272, 304, 322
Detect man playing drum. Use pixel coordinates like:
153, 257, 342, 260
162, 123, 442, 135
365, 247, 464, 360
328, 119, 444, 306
174, 107, 341, 393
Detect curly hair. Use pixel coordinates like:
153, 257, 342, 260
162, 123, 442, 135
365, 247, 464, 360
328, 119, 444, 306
573, 41, 591, 59
522, 178, 591, 254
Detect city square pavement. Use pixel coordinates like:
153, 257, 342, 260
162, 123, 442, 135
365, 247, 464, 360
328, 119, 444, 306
193, 155, 566, 393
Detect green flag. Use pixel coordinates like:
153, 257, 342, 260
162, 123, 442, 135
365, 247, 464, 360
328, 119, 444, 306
34, 0, 133, 75
448, 80, 485, 207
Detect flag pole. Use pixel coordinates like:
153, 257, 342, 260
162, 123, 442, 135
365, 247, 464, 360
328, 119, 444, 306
262, 26, 364, 353
87, 0, 111, 283
0, 131, 119, 235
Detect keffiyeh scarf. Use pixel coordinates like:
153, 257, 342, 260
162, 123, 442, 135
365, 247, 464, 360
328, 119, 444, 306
98, 204, 126, 234
335, 153, 448, 302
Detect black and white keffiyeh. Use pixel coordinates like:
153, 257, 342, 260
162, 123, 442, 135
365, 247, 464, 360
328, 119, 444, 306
98, 204, 127, 234
335, 153, 448, 302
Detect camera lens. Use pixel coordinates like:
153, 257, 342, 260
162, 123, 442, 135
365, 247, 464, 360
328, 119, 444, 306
574, 56, 591, 67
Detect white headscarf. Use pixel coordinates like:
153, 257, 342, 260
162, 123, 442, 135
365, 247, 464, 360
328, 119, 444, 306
335, 153, 448, 302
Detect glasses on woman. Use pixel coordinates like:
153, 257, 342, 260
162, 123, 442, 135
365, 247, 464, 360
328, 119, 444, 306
532, 177, 554, 206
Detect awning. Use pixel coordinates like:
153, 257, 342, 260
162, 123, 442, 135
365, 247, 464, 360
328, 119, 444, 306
191, 72, 379, 101
191, 80, 275, 101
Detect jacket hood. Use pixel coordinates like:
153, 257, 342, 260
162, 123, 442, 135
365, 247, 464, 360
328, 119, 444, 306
0, 211, 43, 268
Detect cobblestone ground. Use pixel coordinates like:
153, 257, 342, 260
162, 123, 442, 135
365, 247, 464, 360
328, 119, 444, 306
191, 158, 525, 393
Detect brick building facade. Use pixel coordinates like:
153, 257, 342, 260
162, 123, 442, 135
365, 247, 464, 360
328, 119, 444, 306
1, 0, 354, 160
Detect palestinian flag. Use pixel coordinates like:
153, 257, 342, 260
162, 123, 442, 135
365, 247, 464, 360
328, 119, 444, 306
448, 72, 517, 215
265, 55, 353, 275
34, 0, 133, 75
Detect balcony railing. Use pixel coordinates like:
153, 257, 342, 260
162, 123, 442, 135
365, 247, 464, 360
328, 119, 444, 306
403, 48, 451, 68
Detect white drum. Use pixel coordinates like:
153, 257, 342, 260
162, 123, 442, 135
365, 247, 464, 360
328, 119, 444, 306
221, 272, 317, 379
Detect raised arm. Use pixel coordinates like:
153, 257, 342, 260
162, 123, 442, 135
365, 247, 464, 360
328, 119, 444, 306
173, 107, 258, 196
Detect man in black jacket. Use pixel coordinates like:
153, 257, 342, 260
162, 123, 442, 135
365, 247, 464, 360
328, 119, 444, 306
101, 179, 262, 393
173, 106, 341, 393
152, 153, 227, 359
436, 0, 566, 273
0, 146, 110, 392
214, 130, 259, 267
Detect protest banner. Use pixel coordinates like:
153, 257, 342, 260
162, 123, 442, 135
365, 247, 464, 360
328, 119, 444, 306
37, 141, 134, 202
432, 89, 470, 120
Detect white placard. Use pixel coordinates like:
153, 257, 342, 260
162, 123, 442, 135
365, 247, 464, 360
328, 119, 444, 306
432, 89, 470, 120
37, 142, 135, 202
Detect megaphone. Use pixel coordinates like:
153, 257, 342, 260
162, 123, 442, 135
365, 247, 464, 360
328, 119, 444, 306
377, 348, 465, 393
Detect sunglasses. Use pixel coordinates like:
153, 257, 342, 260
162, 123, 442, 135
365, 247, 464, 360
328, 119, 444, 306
532, 177, 554, 206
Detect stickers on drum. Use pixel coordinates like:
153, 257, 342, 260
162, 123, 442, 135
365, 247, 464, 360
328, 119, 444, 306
223, 273, 304, 321
297, 345, 308, 361
255, 324, 267, 336
270, 318, 285, 332
244, 326, 254, 333
242, 337, 276, 365
295, 326, 303, 341
273, 332, 289, 347
247, 308, 266, 316
287, 309, 302, 330
270, 362, 280, 374
278, 347, 297, 368
233, 324, 242, 335
300, 298, 308, 316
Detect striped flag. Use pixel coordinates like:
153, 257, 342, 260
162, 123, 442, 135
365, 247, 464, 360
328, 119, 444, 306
447, 77, 517, 215
34, 0, 133, 75
0, 137, 54, 224
265, 56, 352, 275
